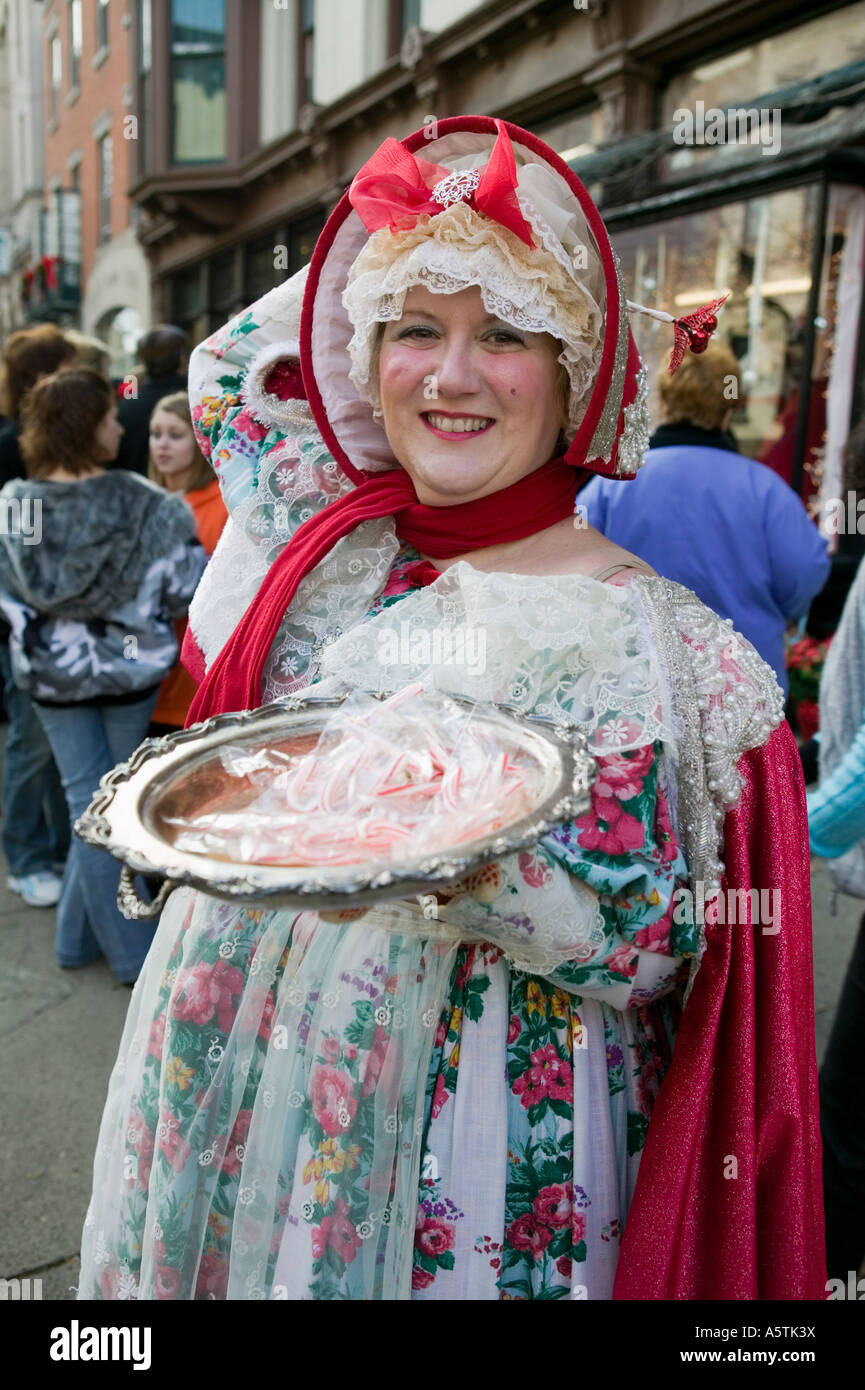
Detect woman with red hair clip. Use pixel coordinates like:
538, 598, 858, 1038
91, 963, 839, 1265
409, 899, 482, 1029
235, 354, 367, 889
79, 116, 824, 1301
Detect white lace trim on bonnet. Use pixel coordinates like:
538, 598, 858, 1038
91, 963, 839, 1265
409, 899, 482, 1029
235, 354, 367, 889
342, 154, 605, 445
307, 128, 618, 475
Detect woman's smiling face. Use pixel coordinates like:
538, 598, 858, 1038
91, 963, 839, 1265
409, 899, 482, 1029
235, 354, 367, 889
377, 285, 565, 505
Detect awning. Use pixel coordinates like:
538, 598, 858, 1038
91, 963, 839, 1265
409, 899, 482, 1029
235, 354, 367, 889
571, 57, 865, 214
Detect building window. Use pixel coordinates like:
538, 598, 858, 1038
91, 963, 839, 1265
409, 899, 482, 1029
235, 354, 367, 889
58, 187, 82, 279
534, 108, 602, 163
98, 133, 113, 243
210, 249, 237, 311
35, 187, 81, 315
17, 113, 26, 195
244, 217, 325, 303
245, 234, 280, 301
69, 0, 82, 90
49, 35, 62, 124
290, 213, 325, 268
138, 0, 152, 172
299, 0, 315, 107
388, 0, 422, 53
401, 0, 422, 35
97, 0, 110, 52
171, 0, 227, 164
170, 264, 206, 343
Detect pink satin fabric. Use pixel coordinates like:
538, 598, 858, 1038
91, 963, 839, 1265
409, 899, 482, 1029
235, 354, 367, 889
614, 721, 826, 1298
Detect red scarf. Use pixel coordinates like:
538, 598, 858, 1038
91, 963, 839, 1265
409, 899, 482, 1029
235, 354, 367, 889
185, 455, 583, 725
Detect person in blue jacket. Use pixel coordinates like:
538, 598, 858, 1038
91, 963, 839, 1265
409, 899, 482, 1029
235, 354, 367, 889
580, 343, 830, 694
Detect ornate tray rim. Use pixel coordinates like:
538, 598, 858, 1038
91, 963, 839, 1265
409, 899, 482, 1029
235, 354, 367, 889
74, 692, 597, 911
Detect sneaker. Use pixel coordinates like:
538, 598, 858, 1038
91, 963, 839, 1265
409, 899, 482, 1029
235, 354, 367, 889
7, 871, 63, 908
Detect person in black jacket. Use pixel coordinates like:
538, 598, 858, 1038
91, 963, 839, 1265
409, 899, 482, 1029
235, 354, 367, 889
0, 324, 78, 907
112, 325, 190, 475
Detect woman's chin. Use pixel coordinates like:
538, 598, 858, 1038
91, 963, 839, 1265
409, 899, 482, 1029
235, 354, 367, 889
404, 457, 505, 505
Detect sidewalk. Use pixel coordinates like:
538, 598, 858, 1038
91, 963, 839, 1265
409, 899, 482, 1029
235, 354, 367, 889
0, 770, 859, 1298
0, 870, 131, 1298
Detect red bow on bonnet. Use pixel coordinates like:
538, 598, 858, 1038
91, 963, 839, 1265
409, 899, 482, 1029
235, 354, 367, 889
349, 119, 535, 248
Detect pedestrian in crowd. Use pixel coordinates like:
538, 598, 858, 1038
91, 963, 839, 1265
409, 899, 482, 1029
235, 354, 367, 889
0, 368, 207, 983
0, 323, 78, 486
80, 116, 823, 1300
63, 329, 112, 380
147, 391, 228, 733
807, 513, 865, 1284
0, 324, 77, 906
112, 325, 189, 475
797, 421, 865, 784
580, 343, 831, 695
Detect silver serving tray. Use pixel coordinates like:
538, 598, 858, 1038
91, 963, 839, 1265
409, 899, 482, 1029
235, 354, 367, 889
74, 693, 597, 918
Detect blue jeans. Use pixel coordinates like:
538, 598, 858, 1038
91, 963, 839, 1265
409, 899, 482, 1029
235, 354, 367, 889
0, 645, 69, 876
35, 691, 160, 982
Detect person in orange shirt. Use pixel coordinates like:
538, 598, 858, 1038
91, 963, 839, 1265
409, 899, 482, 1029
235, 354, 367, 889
147, 392, 227, 732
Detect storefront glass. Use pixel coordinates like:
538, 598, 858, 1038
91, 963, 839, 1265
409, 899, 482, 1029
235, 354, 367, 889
616, 180, 865, 517
533, 107, 603, 164
615, 185, 818, 468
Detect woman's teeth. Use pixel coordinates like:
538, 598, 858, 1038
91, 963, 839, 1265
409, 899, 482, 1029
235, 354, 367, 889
426, 414, 493, 433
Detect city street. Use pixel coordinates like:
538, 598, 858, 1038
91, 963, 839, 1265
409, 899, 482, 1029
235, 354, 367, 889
0, 726, 858, 1300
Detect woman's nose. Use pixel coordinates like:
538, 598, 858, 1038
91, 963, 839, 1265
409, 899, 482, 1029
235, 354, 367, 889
432, 335, 482, 398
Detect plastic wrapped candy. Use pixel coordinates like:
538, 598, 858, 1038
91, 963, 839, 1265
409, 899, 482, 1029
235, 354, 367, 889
162, 684, 543, 868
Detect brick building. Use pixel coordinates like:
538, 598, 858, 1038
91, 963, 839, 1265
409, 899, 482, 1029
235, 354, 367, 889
37, 0, 151, 370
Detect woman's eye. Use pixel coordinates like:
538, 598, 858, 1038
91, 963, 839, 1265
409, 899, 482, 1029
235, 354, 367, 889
397, 325, 437, 340
485, 330, 524, 345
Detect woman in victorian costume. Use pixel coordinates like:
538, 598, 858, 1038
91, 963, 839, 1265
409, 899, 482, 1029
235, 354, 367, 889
79, 117, 824, 1301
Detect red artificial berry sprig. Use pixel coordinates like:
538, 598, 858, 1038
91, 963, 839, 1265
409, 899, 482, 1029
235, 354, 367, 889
669, 293, 729, 374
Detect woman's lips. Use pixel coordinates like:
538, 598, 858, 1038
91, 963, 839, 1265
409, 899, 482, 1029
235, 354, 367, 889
420, 412, 495, 441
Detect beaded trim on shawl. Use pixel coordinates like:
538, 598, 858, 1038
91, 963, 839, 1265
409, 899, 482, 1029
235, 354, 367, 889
635, 576, 786, 987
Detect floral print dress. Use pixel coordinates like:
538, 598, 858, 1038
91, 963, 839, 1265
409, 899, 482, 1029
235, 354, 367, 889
80, 541, 694, 1302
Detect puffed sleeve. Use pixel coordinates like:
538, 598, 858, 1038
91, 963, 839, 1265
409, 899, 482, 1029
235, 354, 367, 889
428, 741, 695, 1006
